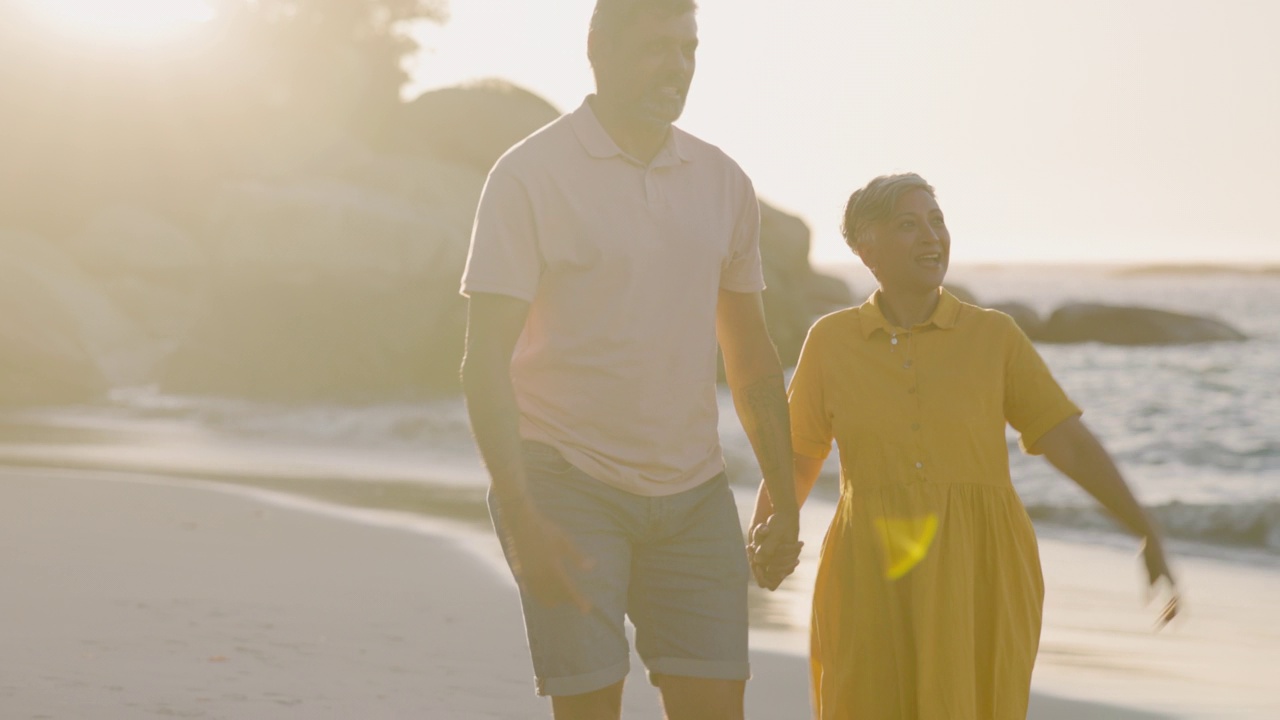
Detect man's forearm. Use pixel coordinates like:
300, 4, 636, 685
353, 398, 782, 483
461, 294, 533, 510
461, 360, 530, 510
731, 373, 798, 516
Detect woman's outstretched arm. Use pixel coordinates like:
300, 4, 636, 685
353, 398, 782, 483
1035, 415, 1179, 625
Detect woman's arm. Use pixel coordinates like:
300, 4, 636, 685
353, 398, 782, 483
752, 453, 825, 527
1035, 415, 1179, 625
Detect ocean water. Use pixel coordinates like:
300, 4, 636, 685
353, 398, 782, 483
948, 265, 1280, 556
2, 265, 1276, 562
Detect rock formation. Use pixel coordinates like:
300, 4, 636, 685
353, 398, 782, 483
158, 166, 484, 400
1038, 303, 1247, 345
158, 80, 851, 399
13, 79, 1247, 407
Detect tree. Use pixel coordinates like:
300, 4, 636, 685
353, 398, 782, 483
0, 0, 449, 237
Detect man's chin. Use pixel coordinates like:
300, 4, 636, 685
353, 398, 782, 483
640, 99, 686, 126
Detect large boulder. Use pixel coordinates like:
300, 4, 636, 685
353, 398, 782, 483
158, 164, 485, 401
807, 272, 857, 317
387, 80, 561, 173
1040, 303, 1247, 345
153, 80, 856, 402
386, 80, 852, 370
759, 201, 853, 365
330, 151, 487, 236
989, 301, 1045, 339
943, 284, 979, 306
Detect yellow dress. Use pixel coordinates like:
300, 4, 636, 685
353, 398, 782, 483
789, 290, 1081, 719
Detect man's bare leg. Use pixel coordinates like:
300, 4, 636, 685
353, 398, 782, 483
654, 675, 745, 720
550, 679, 624, 720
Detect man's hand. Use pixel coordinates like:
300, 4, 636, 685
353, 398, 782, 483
500, 498, 595, 613
747, 513, 802, 591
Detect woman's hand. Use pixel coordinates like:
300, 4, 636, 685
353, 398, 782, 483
1142, 537, 1179, 630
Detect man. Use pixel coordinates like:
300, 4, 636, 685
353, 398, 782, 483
459, 1, 799, 717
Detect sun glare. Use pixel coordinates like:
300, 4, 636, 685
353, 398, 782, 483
28, 0, 215, 42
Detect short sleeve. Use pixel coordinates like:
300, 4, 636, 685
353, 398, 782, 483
719, 174, 765, 293
1003, 321, 1082, 454
459, 165, 541, 301
788, 322, 834, 459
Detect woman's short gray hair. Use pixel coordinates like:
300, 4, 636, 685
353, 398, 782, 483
840, 173, 936, 255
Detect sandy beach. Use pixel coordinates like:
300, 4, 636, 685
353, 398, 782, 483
3, 466, 816, 719
6, 462, 1258, 719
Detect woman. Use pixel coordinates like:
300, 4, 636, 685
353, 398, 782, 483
749, 173, 1178, 719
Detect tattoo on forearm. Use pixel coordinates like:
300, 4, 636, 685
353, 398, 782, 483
734, 374, 793, 496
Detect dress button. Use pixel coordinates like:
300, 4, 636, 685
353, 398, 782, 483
902, 360, 913, 369
890, 336, 899, 346
907, 386, 917, 394
915, 461, 924, 469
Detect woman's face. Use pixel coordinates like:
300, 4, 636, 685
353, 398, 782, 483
861, 188, 950, 294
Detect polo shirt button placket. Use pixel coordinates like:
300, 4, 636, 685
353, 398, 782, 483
644, 169, 659, 206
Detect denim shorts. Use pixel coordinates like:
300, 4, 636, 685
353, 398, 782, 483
488, 441, 750, 697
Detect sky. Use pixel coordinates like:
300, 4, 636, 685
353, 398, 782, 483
26, 0, 1276, 265
407, 0, 1280, 266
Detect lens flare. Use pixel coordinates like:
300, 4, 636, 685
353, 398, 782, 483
872, 514, 939, 580
26, 0, 214, 42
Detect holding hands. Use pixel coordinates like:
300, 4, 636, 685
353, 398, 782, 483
748, 454, 823, 591
748, 513, 803, 591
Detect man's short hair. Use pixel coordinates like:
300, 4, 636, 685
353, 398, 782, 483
589, 0, 698, 37
840, 173, 937, 255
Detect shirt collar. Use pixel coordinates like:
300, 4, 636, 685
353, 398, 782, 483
858, 288, 962, 339
569, 96, 690, 167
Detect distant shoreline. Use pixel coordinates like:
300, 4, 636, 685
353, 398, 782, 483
815, 259, 1280, 276
1109, 263, 1280, 276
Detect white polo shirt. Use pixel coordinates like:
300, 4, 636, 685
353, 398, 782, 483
461, 97, 764, 496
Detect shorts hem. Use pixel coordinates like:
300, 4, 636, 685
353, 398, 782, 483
536, 658, 631, 697
645, 657, 751, 686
